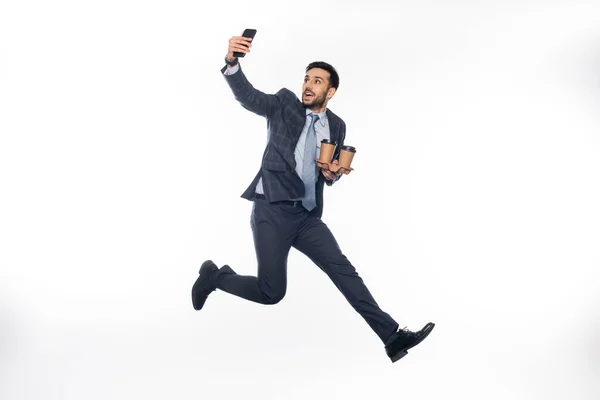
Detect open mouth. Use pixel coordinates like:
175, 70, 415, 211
303, 92, 314, 101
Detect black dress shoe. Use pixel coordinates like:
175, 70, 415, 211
385, 322, 435, 363
191, 260, 219, 310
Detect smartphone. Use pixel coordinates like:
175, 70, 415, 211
233, 28, 257, 58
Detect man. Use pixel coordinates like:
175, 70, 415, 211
192, 33, 435, 363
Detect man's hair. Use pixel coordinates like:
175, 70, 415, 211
305, 61, 339, 90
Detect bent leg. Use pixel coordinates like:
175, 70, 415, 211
293, 216, 399, 342
213, 200, 296, 304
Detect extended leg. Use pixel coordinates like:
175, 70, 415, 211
293, 215, 399, 343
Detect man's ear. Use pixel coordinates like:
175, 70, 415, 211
326, 87, 337, 100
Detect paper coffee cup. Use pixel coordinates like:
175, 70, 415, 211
338, 145, 356, 168
318, 139, 336, 163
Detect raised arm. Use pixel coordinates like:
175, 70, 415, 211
220, 35, 280, 118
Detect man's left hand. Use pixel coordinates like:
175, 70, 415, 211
321, 159, 341, 180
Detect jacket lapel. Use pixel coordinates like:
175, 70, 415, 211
326, 109, 339, 144
276, 103, 306, 169
326, 109, 342, 159
290, 105, 306, 142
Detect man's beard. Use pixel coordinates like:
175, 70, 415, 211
302, 91, 327, 109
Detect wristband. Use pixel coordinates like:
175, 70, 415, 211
225, 56, 238, 67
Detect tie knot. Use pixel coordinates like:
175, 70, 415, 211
310, 114, 319, 123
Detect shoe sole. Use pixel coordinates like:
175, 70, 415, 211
192, 260, 218, 310
390, 322, 435, 363
191, 275, 207, 310
391, 351, 408, 363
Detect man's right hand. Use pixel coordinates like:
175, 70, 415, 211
226, 36, 253, 63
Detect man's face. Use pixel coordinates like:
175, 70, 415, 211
302, 68, 334, 109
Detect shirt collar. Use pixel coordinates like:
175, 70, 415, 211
306, 108, 328, 127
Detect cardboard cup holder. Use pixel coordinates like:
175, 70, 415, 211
315, 159, 354, 175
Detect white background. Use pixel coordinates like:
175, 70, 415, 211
1, 1, 600, 399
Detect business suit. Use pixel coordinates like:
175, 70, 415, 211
209, 63, 400, 344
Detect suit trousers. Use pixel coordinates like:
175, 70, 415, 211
212, 195, 400, 344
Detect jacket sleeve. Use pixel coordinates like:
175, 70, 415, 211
221, 63, 281, 118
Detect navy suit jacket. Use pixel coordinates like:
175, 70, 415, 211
221, 64, 346, 218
